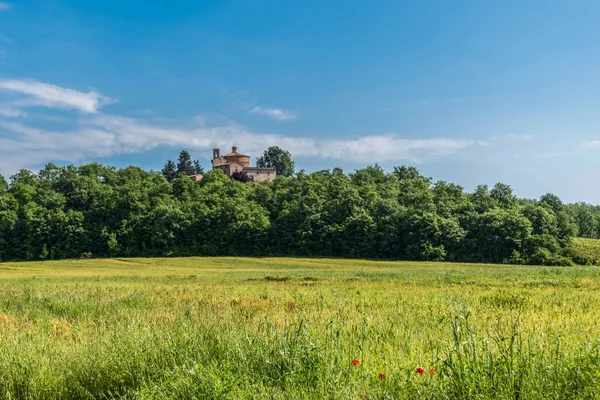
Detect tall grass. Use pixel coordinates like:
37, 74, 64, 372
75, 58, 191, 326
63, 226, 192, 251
0, 258, 599, 398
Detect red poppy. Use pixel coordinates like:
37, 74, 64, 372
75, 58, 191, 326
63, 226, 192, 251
415, 367, 425, 375
429, 369, 436, 375
352, 359, 360, 366
379, 373, 387, 379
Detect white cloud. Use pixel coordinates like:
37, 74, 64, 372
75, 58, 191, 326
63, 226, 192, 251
0, 113, 477, 176
583, 140, 600, 149
0, 79, 481, 176
249, 106, 296, 121
504, 133, 534, 141
533, 140, 600, 159
0, 79, 116, 113
0, 3, 11, 11
0, 105, 25, 118
315, 136, 474, 163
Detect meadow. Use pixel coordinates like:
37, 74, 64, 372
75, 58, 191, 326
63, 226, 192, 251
1, 258, 600, 399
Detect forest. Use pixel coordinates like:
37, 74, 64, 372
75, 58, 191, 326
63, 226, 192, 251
0, 148, 599, 265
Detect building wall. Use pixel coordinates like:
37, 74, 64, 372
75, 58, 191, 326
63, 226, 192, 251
223, 155, 250, 167
244, 167, 277, 182
212, 157, 227, 167
215, 163, 245, 177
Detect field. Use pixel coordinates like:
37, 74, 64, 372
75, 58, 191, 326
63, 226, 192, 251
1, 258, 600, 399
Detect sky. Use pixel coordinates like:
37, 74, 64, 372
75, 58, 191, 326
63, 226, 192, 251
1, 1, 600, 203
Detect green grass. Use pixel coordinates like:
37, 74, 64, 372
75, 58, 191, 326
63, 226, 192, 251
1, 257, 600, 399
573, 237, 600, 264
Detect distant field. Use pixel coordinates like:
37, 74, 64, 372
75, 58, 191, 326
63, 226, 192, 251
1, 258, 600, 399
573, 237, 600, 264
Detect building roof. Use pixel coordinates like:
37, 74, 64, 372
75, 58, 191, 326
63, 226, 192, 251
222, 146, 249, 158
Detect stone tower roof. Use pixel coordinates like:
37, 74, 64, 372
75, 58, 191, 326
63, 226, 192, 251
222, 146, 249, 158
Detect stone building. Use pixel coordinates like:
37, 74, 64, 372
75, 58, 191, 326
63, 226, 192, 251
211, 146, 277, 182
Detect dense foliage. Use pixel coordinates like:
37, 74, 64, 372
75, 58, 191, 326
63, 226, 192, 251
564, 202, 600, 239
0, 161, 592, 264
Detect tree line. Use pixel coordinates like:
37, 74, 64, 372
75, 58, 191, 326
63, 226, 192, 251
0, 148, 595, 265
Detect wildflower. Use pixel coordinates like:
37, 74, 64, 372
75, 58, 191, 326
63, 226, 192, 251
352, 359, 361, 366
379, 373, 387, 379
429, 368, 436, 375
416, 367, 425, 375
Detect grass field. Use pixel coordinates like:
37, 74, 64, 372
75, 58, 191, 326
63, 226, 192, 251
1, 258, 600, 399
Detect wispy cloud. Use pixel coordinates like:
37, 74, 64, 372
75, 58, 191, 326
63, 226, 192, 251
249, 106, 297, 121
0, 105, 25, 118
0, 79, 482, 175
0, 79, 116, 113
0, 114, 478, 175
220, 89, 297, 121
0, 3, 11, 11
316, 136, 474, 163
533, 140, 600, 159
583, 140, 600, 150
504, 133, 534, 141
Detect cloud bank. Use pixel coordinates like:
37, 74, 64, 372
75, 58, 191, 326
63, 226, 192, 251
0, 79, 479, 176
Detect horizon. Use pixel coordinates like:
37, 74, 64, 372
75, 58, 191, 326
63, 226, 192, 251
1, 1, 600, 203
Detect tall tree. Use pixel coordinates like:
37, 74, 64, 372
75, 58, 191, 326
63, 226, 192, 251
490, 182, 516, 207
258, 146, 295, 177
540, 193, 564, 214
176, 151, 196, 175
162, 160, 177, 182
193, 160, 204, 175
0, 174, 7, 192
393, 165, 431, 183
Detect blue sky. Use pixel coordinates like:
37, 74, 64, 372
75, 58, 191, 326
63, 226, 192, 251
1, 1, 600, 202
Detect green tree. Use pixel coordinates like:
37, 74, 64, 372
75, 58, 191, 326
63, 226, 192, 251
0, 157, 584, 264
258, 146, 295, 177
193, 160, 204, 175
470, 185, 496, 213
540, 193, 564, 214
393, 165, 431, 183
162, 160, 177, 182
0, 174, 7, 192
490, 182, 516, 207
176, 151, 196, 175
231, 171, 252, 182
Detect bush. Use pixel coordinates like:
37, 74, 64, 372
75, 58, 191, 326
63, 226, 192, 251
546, 256, 575, 267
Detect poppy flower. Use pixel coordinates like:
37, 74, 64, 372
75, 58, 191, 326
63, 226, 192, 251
352, 359, 361, 366
379, 373, 387, 379
416, 367, 425, 375
429, 369, 436, 375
